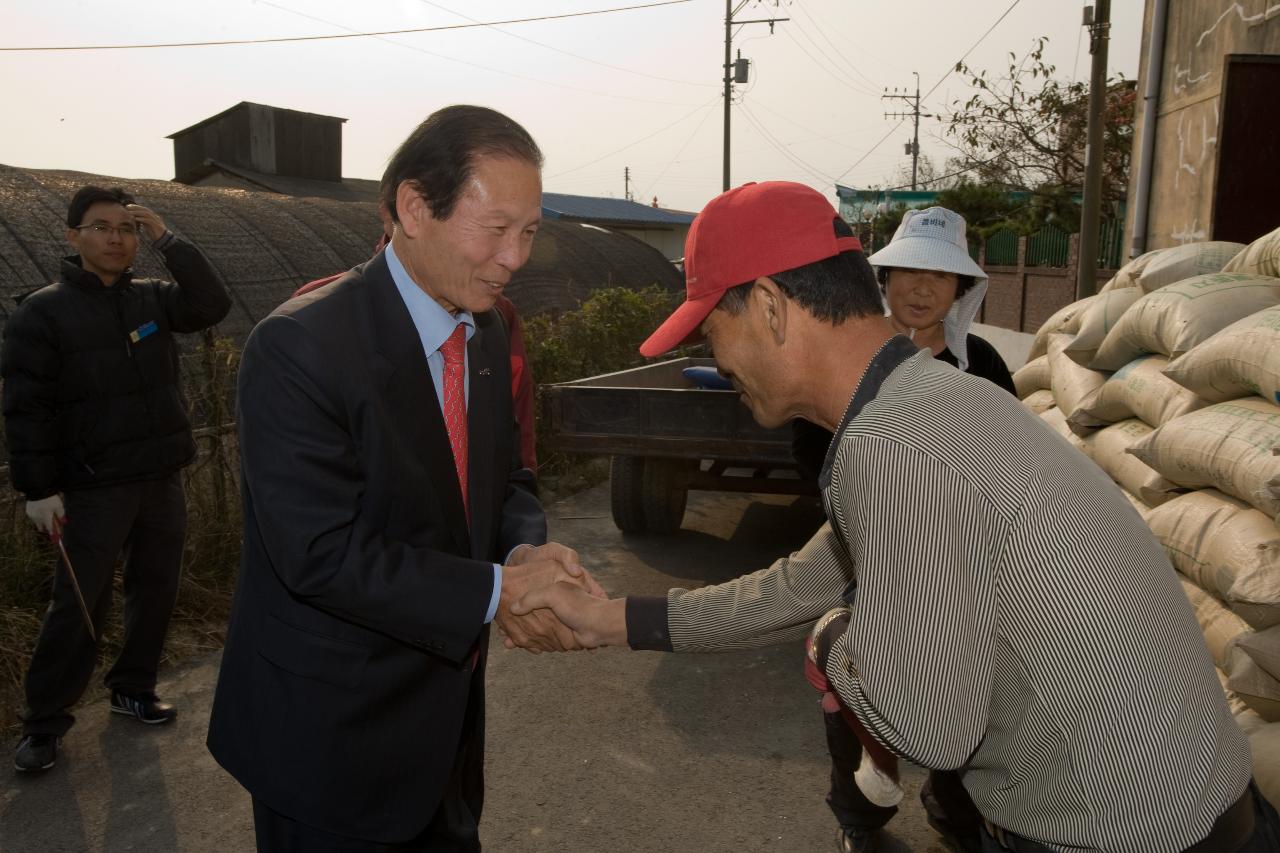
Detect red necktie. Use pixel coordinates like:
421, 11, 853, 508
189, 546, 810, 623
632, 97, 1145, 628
440, 324, 468, 520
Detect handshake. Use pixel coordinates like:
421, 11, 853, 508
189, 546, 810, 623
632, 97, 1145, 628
496, 542, 625, 652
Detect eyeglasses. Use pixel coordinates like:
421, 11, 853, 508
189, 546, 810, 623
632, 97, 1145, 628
73, 222, 140, 238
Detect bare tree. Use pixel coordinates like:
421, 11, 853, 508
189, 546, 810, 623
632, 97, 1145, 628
944, 38, 1134, 205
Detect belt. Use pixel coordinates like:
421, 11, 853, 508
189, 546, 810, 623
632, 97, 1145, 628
981, 784, 1256, 853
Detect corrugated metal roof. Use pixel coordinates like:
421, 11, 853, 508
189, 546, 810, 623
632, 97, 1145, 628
541, 192, 695, 227
166, 101, 347, 139
0, 163, 682, 342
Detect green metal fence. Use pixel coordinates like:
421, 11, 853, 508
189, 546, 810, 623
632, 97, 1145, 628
980, 220, 1124, 270
983, 228, 1019, 265
1097, 218, 1124, 270
1027, 225, 1071, 267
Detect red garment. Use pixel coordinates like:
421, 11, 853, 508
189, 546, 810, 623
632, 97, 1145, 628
804, 636, 899, 781
492, 296, 538, 474
290, 256, 538, 473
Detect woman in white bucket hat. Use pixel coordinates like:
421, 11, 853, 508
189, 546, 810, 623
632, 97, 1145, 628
868, 206, 1014, 391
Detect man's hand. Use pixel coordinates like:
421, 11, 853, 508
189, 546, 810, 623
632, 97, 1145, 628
125, 204, 168, 243
25, 494, 66, 538
510, 582, 628, 649
496, 544, 605, 653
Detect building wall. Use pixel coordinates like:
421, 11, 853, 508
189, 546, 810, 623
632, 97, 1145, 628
617, 226, 688, 262
1126, 0, 1280, 254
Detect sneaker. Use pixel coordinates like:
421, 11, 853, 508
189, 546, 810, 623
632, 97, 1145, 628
837, 826, 880, 853
109, 691, 177, 725
14, 734, 58, 773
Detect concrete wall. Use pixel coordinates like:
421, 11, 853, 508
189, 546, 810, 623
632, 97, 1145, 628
977, 233, 1115, 335
1126, 0, 1280, 254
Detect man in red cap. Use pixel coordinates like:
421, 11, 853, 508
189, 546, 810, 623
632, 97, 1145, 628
510, 182, 1276, 852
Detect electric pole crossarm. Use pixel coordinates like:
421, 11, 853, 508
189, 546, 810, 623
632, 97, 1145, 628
881, 72, 927, 190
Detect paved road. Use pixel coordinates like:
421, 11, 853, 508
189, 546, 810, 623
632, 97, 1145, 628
1, 484, 949, 853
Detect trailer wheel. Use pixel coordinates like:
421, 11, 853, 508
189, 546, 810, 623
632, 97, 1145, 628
641, 458, 691, 534
610, 455, 648, 533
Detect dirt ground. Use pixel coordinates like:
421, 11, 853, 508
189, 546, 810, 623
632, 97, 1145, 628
0, 483, 952, 853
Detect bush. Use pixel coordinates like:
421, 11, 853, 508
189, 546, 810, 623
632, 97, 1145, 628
524, 285, 681, 485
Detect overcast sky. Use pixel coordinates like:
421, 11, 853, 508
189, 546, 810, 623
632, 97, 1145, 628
1, 0, 1144, 212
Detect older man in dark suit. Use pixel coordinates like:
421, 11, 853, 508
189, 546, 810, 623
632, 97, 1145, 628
207, 105, 597, 852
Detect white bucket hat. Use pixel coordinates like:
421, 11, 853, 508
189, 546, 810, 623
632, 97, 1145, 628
867, 207, 989, 371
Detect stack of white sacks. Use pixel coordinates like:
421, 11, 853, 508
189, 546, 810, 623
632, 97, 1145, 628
1013, 228, 1280, 802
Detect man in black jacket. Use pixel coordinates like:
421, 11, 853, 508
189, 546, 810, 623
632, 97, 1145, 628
2, 185, 231, 773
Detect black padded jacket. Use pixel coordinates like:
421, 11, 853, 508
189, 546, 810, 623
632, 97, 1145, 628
1, 236, 231, 499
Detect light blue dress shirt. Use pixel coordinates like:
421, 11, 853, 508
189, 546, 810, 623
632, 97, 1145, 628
385, 243, 504, 624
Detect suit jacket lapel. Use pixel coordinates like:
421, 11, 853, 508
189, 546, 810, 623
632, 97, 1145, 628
364, 252, 470, 552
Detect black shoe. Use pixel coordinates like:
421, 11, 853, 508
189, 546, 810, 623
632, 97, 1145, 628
109, 691, 177, 725
14, 734, 58, 772
837, 826, 880, 853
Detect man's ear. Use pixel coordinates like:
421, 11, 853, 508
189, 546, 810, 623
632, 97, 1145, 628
395, 181, 432, 238
65, 228, 82, 253
753, 276, 789, 345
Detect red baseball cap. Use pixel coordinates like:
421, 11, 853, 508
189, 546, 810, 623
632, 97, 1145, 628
639, 181, 861, 358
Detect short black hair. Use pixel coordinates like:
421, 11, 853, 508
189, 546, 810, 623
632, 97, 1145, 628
381, 105, 543, 224
716, 217, 882, 323
67, 186, 134, 228
876, 266, 976, 299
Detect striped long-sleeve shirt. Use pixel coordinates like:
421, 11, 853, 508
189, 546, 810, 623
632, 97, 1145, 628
626, 336, 1252, 853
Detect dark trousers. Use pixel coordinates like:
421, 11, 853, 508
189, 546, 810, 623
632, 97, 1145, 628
824, 709, 982, 846
22, 474, 186, 737
253, 665, 487, 853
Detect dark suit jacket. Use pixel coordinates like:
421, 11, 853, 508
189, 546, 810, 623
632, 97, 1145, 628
207, 251, 546, 842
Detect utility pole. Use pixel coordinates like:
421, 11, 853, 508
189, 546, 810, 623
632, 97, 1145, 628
624, 166, 634, 202
882, 72, 930, 190
722, 1, 788, 191
1077, 0, 1111, 299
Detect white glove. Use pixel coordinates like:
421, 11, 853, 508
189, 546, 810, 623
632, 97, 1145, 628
25, 494, 66, 537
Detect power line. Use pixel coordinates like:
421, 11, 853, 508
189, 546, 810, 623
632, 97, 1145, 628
789, 0, 883, 92
739, 103, 835, 185
836, 0, 1022, 185
784, 6, 881, 96
778, 26, 879, 98
922, 0, 1022, 100
0, 0, 697, 51
880, 147, 1008, 191
547, 94, 722, 180
835, 121, 904, 183
411, 0, 716, 88
639, 100, 719, 201
258, 1, 697, 108
747, 99, 880, 148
